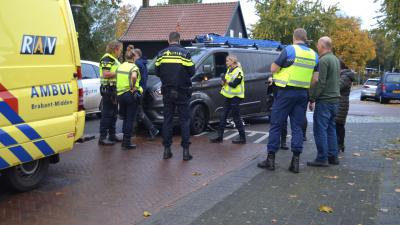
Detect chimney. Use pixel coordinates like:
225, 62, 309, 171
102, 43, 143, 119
143, 0, 149, 8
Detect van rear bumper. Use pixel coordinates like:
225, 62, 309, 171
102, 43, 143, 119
382, 92, 400, 100
74, 111, 86, 141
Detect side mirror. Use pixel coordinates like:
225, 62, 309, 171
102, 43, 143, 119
203, 64, 212, 74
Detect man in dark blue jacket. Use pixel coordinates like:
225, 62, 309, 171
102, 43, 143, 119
133, 48, 159, 140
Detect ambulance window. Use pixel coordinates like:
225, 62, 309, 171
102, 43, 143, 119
82, 63, 97, 79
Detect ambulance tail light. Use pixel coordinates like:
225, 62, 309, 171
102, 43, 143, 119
75, 66, 85, 111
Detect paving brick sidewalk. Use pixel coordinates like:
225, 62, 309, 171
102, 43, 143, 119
0, 135, 265, 225
141, 123, 400, 225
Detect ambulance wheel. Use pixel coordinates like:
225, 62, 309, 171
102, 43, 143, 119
5, 158, 49, 192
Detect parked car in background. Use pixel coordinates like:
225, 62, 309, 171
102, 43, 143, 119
360, 78, 380, 101
81, 60, 101, 115
376, 72, 400, 104
144, 45, 279, 135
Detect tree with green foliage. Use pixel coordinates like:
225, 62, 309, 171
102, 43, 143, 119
168, 0, 202, 4
252, 0, 337, 48
376, 0, 400, 68
70, 0, 136, 61
367, 28, 395, 71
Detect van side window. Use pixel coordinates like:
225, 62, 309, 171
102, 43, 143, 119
82, 63, 97, 79
215, 52, 228, 77
201, 55, 215, 79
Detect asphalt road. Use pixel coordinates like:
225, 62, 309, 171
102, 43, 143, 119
84, 88, 399, 141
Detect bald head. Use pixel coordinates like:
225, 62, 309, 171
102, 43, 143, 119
318, 36, 332, 50
293, 28, 307, 43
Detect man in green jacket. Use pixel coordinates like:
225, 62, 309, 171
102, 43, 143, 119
308, 36, 341, 167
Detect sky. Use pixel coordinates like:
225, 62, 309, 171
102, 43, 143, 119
123, 0, 382, 30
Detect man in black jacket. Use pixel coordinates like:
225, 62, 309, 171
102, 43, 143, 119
155, 32, 195, 161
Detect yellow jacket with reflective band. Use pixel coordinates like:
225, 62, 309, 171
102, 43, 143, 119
220, 66, 245, 99
274, 45, 317, 88
116, 62, 142, 96
99, 53, 120, 86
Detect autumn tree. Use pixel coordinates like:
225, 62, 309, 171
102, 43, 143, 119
331, 17, 376, 72
252, 0, 337, 47
115, 4, 137, 39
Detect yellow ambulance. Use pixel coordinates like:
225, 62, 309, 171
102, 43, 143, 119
0, 0, 85, 191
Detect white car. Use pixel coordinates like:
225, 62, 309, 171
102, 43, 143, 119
360, 78, 380, 101
81, 60, 101, 115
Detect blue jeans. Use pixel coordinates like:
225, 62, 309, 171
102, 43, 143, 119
313, 102, 339, 161
267, 88, 308, 153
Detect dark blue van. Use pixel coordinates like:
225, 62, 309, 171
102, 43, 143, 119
376, 72, 400, 104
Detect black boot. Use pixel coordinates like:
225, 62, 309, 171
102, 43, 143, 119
338, 144, 345, 152
210, 131, 223, 143
98, 138, 115, 146
257, 153, 275, 170
280, 136, 289, 150
148, 127, 159, 141
232, 133, 246, 144
109, 135, 123, 143
289, 154, 300, 173
121, 137, 136, 150
328, 156, 340, 165
183, 148, 193, 161
163, 147, 173, 159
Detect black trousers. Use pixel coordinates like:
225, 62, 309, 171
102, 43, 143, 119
162, 88, 191, 148
217, 97, 245, 136
336, 122, 345, 148
118, 92, 138, 140
99, 95, 117, 139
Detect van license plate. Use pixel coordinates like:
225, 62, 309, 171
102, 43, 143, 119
393, 90, 400, 93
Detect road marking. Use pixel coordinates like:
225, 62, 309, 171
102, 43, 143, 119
223, 132, 239, 140
254, 133, 269, 144
247, 131, 258, 137
194, 132, 209, 137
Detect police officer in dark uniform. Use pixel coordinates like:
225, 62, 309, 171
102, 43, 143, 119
98, 40, 123, 145
155, 32, 195, 161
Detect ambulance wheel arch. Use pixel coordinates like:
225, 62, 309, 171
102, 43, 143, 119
5, 158, 49, 192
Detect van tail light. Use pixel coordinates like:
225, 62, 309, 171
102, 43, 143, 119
363, 85, 369, 88
75, 66, 85, 111
382, 84, 386, 93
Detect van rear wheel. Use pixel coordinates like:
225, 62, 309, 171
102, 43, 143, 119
190, 104, 207, 135
5, 158, 49, 192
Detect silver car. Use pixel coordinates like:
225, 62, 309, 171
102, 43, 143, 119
81, 60, 101, 115
360, 78, 380, 101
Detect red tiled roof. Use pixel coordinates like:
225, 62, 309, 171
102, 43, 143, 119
120, 2, 239, 42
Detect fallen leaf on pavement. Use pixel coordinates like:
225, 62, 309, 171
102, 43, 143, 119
385, 158, 393, 161
395, 188, 400, 193
380, 208, 389, 213
143, 211, 152, 217
353, 153, 361, 156
347, 182, 355, 186
192, 172, 202, 176
319, 205, 333, 213
324, 175, 339, 179
55, 192, 64, 196
359, 189, 366, 192
289, 195, 297, 198
271, 219, 277, 223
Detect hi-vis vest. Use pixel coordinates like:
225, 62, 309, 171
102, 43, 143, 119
99, 53, 120, 86
274, 45, 317, 88
116, 62, 142, 96
220, 67, 245, 99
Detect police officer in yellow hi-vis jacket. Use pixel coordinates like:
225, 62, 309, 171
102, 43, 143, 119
116, 45, 142, 150
99, 40, 123, 146
210, 55, 246, 144
258, 28, 319, 173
